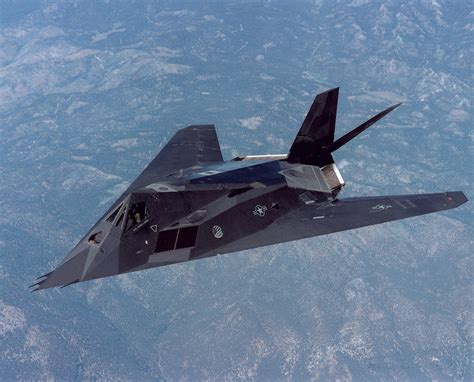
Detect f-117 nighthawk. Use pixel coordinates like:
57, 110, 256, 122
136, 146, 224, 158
32, 88, 467, 290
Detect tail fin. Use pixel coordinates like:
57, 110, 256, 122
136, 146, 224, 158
287, 87, 339, 166
288, 88, 401, 166
330, 103, 401, 152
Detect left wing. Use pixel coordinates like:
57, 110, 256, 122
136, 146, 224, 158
101, 125, 223, 219
213, 191, 468, 255
126, 124, 223, 193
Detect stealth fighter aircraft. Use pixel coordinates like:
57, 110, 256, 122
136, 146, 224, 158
32, 88, 467, 290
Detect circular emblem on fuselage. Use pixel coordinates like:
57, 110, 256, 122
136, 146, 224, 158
212, 225, 223, 239
253, 204, 268, 217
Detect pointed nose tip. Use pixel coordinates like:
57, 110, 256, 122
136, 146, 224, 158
32, 248, 89, 290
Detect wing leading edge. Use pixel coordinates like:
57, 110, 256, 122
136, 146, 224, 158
214, 191, 468, 254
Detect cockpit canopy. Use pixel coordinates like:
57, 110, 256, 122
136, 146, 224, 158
105, 195, 150, 232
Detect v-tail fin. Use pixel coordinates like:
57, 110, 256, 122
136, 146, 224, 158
287, 88, 401, 166
287, 87, 339, 166
330, 103, 401, 153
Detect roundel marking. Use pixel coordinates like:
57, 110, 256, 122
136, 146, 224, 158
212, 225, 223, 239
253, 204, 268, 217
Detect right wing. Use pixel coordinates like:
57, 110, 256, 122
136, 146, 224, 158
217, 191, 468, 254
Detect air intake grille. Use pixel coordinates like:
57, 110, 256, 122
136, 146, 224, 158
321, 163, 344, 190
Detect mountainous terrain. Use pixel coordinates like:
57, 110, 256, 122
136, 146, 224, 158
1, 1, 472, 380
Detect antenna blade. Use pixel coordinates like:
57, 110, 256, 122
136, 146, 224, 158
331, 103, 402, 153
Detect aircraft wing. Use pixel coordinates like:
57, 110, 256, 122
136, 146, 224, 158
98, 124, 223, 220
126, 124, 223, 192
217, 191, 468, 254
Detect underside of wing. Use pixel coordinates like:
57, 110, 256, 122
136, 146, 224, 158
213, 191, 468, 255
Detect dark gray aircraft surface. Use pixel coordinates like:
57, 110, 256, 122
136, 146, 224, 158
32, 88, 467, 290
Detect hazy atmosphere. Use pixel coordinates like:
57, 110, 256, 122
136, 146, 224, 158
1, 0, 473, 380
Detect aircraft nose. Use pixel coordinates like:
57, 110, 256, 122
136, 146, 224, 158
31, 247, 90, 290
31, 233, 120, 291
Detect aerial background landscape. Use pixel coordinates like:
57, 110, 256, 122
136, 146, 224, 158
1, 0, 472, 380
